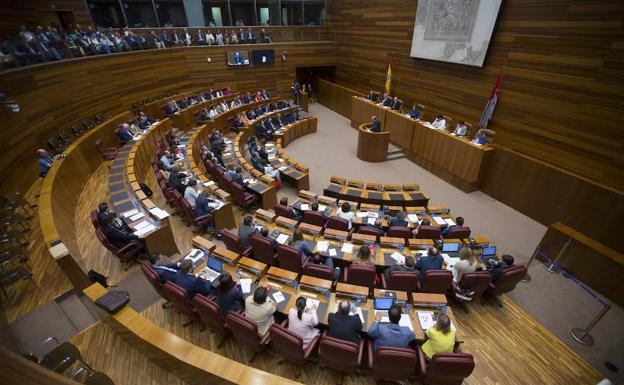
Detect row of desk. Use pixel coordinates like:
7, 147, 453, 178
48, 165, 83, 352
323, 182, 430, 207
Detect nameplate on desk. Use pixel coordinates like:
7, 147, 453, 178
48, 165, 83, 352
275, 216, 297, 229
299, 223, 321, 235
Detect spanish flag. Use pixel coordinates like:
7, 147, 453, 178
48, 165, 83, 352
385, 63, 392, 94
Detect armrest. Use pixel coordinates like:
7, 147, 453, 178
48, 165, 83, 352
118, 242, 142, 256
280, 319, 289, 327
301, 256, 311, 267
242, 246, 253, 256
342, 266, 349, 283
356, 339, 365, 366
416, 346, 428, 377
367, 340, 374, 369
194, 213, 213, 225
260, 330, 271, 346
303, 334, 321, 360
379, 272, 387, 289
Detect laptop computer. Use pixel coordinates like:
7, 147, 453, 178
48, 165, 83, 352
442, 242, 460, 253
203, 256, 224, 286
374, 297, 395, 319
482, 245, 497, 258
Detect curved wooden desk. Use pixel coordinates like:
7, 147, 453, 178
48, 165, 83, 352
356, 123, 390, 162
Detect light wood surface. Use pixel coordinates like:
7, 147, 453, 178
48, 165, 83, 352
356, 123, 390, 162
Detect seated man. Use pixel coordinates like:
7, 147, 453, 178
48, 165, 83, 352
97, 202, 132, 233
259, 226, 279, 250
154, 259, 216, 298
117, 124, 133, 143
246, 108, 256, 121
194, 189, 218, 217
369, 304, 415, 351
100, 215, 147, 258
238, 215, 259, 249
164, 100, 181, 115
408, 105, 421, 119
37, 149, 56, 177
453, 121, 468, 137
366, 90, 378, 102
384, 255, 417, 280
169, 171, 187, 195
328, 300, 363, 343
227, 166, 245, 185
160, 150, 174, 171
137, 112, 156, 130
231, 114, 244, 132
310, 201, 329, 221
250, 151, 264, 172
369, 115, 381, 133
309, 252, 341, 280
415, 247, 444, 283
278, 197, 301, 220
472, 128, 488, 145
389, 211, 408, 227
442, 216, 464, 236
432, 114, 447, 130
488, 254, 515, 283
245, 286, 277, 336
391, 96, 402, 110
379, 93, 393, 107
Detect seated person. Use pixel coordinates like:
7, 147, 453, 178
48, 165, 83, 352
97, 202, 133, 233
261, 89, 270, 99
309, 252, 341, 280
216, 272, 244, 315
243, 91, 253, 104
117, 124, 133, 143
411, 218, 432, 236
369, 304, 415, 351
290, 229, 314, 262
262, 159, 280, 181
288, 296, 320, 349
369, 115, 381, 132
231, 114, 244, 132
168, 169, 187, 195
198, 108, 211, 123
488, 254, 515, 283
366, 90, 378, 102
353, 244, 374, 266
100, 215, 147, 258
442, 216, 464, 236
183, 179, 199, 208
271, 116, 283, 128
421, 313, 456, 360
227, 166, 245, 185
238, 215, 259, 249
164, 100, 181, 115
37, 149, 56, 177
379, 93, 392, 107
310, 202, 329, 221
452, 247, 477, 283
279, 197, 301, 220
245, 286, 277, 336
415, 247, 444, 283
194, 189, 218, 217
328, 300, 363, 343
472, 128, 488, 145
389, 211, 408, 227
432, 114, 447, 130
161, 258, 216, 298
407, 105, 421, 119
137, 112, 156, 130
391, 96, 402, 110
250, 151, 264, 172
259, 226, 279, 250
453, 121, 468, 137
246, 109, 256, 120
160, 150, 174, 171
336, 202, 355, 230
384, 255, 417, 280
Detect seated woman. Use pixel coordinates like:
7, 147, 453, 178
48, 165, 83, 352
288, 296, 320, 349
452, 247, 477, 283
216, 272, 244, 316
421, 313, 456, 360
354, 244, 374, 265
336, 202, 355, 230
290, 229, 314, 262
262, 159, 281, 181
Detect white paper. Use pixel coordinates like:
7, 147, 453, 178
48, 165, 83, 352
129, 212, 145, 221
318, 204, 327, 212
272, 291, 286, 304
390, 252, 405, 265
133, 220, 151, 230
444, 218, 456, 227
433, 216, 447, 226
367, 218, 376, 225
122, 209, 139, 218
300, 203, 310, 211
417, 311, 435, 330
367, 212, 379, 218
316, 241, 329, 252
149, 207, 170, 220
351, 306, 364, 321
442, 253, 460, 268
134, 224, 156, 237
276, 233, 289, 244
341, 243, 354, 253
356, 212, 368, 218
243, 178, 257, 184
306, 298, 320, 309
399, 314, 414, 331
203, 180, 216, 187
407, 214, 420, 224
240, 278, 252, 294
329, 248, 337, 256
278, 166, 288, 172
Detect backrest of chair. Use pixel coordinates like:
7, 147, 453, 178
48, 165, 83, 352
140, 264, 168, 300
303, 263, 335, 281
326, 216, 349, 232
222, 229, 244, 254
192, 294, 227, 335
163, 281, 195, 318
445, 226, 471, 239
358, 226, 381, 239
90, 210, 100, 229
274, 204, 294, 219
178, 196, 195, 223
347, 179, 364, 189
457, 271, 492, 299
383, 184, 401, 191
388, 271, 420, 292
489, 266, 527, 296
230, 182, 247, 206
421, 270, 453, 294
250, 235, 275, 265
269, 324, 305, 365
386, 226, 412, 239
319, 335, 360, 374
225, 312, 261, 349
346, 264, 376, 287
303, 211, 325, 227
95, 228, 118, 253
414, 226, 441, 240
426, 353, 475, 385
330, 176, 346, 185
95, 139, 104, 153
277, 245, 303, 273
373, 347, 418, 381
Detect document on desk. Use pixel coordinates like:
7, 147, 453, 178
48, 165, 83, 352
276, 233, 289, 245
407, 214, 420, 224
367, 212, 379, 218
329, 248, 337, 257
444, 218, 456, 227
278, 166, 288, 172
134, 224, 156, 237
399, 314, 414, 331
433, 216, 447, 226
240, 278, 253, 294
243, 178, 257, 185
341, 243, 354, 253
390, 252, 405, 265
306, 298, 320, 309
272, 291, 286, 304
300, 203, 310, 211
367, 218, 377, 225
351, 306, 364, 321
442, 253, 460, 268
203, 180, 216, 187
356, 212, 368, 218
122, 209, 139, 218
417, 311, 435, 330
318, 204, 327, 212
129, 212, 145, 222
133, 220, 151, 231
316, 241, 329, 252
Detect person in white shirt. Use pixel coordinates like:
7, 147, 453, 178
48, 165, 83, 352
336, 202, 356, 230
453, 121, 468, 137
206, 31, 216, 45
432, 114, 447, 130
183, 179, 199, 208
262, 160, 280, 181
452, 247, 477, 283
245, 286, 276, 336
183, 28, 192, 46
220, 101, 229, 111
216, 30, 225, 45
288, 296, 320, 349
208, 107, 217, 119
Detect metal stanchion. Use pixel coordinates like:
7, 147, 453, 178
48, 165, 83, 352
521, 247, 539, 283
544, 237, 571, 273
571, 303, 611, 346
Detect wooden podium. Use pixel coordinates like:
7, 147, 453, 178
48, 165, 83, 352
357, 123, 390, 162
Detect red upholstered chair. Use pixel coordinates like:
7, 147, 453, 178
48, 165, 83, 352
420, 270, 453, 294
319, 331, 365, 380
416, 349, 475, 385
158, 181, 175, 207
192, 294, 230, 347
225, 311, 270, 362
221, 228, 252, 256
269, 322, 320, 379
274, 204, 295, 219
358, 226, 382, 242
277, 245, 308, 273
325, 216, 350, 232
386, 226, 412, 239
454, 271, 492, 312
177, 195, 214, 231
163, 282, 197, 327
303, 211, 325, 227
444, 226, 471, 239
380, 271, 421, 294
367, 343, 419, 382
90, 210, 100, 229
484, 266, 527, 307
303, 263, 335, 282
250, 235, 277, 265
95, 139, 118, 161
414, 226, 442, 240
230, 182, 259, 210
95, 228, 144, 271
343, 264, 376, 289
140, 264, 171, 308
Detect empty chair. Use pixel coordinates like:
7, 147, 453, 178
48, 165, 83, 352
95, 139, 118, 161
0, 245, 29, 267
416, 350, 475, 385
420, 270, 453, 294
303, 210, 325, 227
250, 235, 278, 265
319, 331, 365, 380
342, 264, 376, 288
269, 322, 320, 379
192, 294, 230, 347
225, 311, 270, 362
303, 263, 335, 281
444, 226, 471, 239
386, 226, 412, 239
380, 271, 421, 294
221, 229, 252, 256
0, 229, 28, 247
483, 266, 527, 307
454, 271, 492, 312
230, 182, 259, 210
1, 193, 35, 216
24, 337, 91, 374
413, 225, 441, 240
277, 245, 308, 273
367, 344, 419, 383
274, 204, 295, 219
140, 264, 170, 308
163, 281, 197, 326
0, 265, 37, 302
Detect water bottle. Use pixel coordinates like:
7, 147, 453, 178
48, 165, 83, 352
440, 304, 447, 314
325, 289, 330, 301
355, 296, 362, 308
405, 303, 411, 313
293, 280, 299, 290
235, 269, 241, 279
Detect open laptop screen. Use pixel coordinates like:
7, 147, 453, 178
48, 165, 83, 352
374, 297, 394, 310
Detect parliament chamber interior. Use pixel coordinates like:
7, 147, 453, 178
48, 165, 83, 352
0, 1, 623, 384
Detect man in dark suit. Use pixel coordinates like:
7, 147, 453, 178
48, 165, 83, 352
100, 215, 146, 254
415, 247, 444, 283
164, 101, 180, 115
98, 202, 132, 232
366, 90, 378, 102
246, 28, 255, 43
489, 254, 515, 283
137, 112, 155, 130
369, 116, 381, 132
271, 116, 283, 128
158, 259, 215, 298
227, 166, 245, 186
243, 91, 253, 104
442, 216, 464, 236
238, 215, 259, 249
389, 211, 408, 227
328, 301, 363, 343
169, 172, 187, 195
246, 109, 256, 120
391, 96, 402, 110
251, 151, 264, 172
379, 93, 392, 107
117, 124, 133, 143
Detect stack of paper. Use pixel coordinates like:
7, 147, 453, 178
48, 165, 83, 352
240, 278, 253, 294
318, 204, 327, 211
316, 241, 329, 252
278, 166, 288, 172
367, 218, 377, 225
356, 212, 368, 218
444, 218, 456, 227
390, 252, 406, 265
433, 216, 447, 226
134, 224, 156, 237
300, 203, 310, 210
341, 243, 354, 253
399, 314, 414, 331
272, 291, 286, 303
149, 207, 170, 220
306, 298, 320, 309
417, 311, 435, 330
367, 212, 379, 218
129, 212, 145, 221
132, 220, 151, 231
276, 233, 289, 244
328, 248, 337, 256
407, 214, 420, 224
203, 180, 216, 187
122, 209, 139, 218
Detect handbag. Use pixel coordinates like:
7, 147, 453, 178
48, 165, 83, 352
95, 290, 130, 314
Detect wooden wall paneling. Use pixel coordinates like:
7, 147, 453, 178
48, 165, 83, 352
317, 79, 364, 119
0, 0, 93, 36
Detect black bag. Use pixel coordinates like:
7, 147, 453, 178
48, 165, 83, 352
88, 269, 109, 288
139, 182, 153, 197
95, 290, 130, 314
